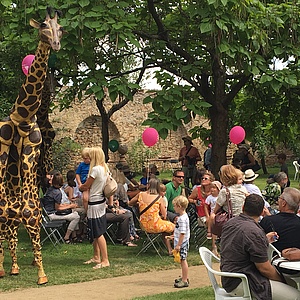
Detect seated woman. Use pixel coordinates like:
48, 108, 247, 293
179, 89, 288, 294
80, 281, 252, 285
129, 178, 175, 255
42, 171, 80, 244
63, 169, 87, 241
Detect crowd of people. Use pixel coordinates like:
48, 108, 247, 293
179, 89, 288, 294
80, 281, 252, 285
40, 137, 300, 296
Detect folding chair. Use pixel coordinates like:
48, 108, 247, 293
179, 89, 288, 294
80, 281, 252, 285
132, 206, 164, 259
187, 204, 207, 249
105, 222, 116, 245
199, 247, 252, 299
40, 207, 66, 249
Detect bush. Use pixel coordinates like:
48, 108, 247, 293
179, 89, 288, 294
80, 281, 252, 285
52, 137, 81, 174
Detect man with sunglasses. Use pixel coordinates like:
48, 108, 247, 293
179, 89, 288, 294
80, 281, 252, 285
260, 187, 300, 253
165, 170, 185, 222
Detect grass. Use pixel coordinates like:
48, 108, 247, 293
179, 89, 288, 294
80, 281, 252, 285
0, 226, 209, 292
0, 162, 296, 295
132, 287, 214, 300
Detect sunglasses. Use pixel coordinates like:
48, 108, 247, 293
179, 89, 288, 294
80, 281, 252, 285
175, 175, 184, 179
202, 177, 210, 181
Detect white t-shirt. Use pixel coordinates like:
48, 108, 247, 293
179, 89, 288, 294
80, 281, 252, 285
174, 212, 190, 247
205, 194, 218, 213
89, 165, 107, 200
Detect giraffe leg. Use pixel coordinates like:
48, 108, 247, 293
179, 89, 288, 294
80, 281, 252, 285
24, 224, 48, 285
7, 232, 20, 276
0, 237, 5, 277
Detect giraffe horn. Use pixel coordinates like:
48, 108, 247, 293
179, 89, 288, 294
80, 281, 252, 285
46, 7, 52, 20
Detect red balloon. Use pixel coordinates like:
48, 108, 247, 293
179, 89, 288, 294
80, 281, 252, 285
142, 128, 159, 147
22, 54, 35, 75
229, 126, 246, 144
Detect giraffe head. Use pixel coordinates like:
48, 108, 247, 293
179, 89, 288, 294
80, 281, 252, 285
29, 7, 65, 51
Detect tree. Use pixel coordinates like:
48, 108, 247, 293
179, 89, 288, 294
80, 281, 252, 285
1, 0, 300, 176
135, 0, 300, 176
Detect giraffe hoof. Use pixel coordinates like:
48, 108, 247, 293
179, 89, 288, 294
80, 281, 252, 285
38, 275, 48, 285
10, 267, 19, 276
0, 270, 5, 277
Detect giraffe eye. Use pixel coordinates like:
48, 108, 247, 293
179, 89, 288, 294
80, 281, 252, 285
40, 22, 47, 28
59, 27, 64, 31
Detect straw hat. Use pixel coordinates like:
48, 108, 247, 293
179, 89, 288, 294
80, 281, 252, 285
243, 169, 259, 182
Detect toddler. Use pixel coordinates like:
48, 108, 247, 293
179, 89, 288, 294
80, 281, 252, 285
172, 195, 190, 288
206, 181, 222, 256
76, 148, 90, 204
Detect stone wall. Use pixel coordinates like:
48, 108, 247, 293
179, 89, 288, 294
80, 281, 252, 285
49, 90, 210, 170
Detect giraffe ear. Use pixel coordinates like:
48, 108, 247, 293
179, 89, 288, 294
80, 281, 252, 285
30, 19, 40, 29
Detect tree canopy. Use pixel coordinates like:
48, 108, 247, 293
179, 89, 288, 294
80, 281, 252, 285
1, 0, 300, 175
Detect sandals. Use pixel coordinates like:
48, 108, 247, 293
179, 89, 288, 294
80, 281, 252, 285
124, 242, 137, 247
93, 263, 110, 269
206, 232, 212, 240
64, 238, 72, 244
83, 258, 100, 265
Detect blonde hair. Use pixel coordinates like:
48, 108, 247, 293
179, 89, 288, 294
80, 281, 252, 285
219, 164, 239, 186
159, 183, 166, 193
88, 147, 109, 176
81, 147, 90, 158
200, 171, 215, 197
172, 195, 189, 210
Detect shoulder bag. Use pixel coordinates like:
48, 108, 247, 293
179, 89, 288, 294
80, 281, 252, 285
211, 187, 233, 237
103, 172, 118, 198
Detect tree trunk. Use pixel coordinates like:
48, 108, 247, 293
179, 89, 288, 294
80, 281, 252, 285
209, 104, 229, 179
261, 156, 268, 174
101, 113, 109, 162
96, 98, 109, 162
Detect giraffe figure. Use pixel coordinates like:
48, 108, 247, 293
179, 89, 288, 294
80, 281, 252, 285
0, 8, 65, 285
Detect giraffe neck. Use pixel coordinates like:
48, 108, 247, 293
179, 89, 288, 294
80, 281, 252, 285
10, 41, 51, 131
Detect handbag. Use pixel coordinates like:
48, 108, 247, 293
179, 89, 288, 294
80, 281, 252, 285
211, 187, 233, 237
282, 248, 300, 261
103, 172, 117, 198
55, 208, 72, 215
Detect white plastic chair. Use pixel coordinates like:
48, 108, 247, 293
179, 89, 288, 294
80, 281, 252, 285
199, 247, 252, 299
293, 161, 300, 181
268, 243, 300, 290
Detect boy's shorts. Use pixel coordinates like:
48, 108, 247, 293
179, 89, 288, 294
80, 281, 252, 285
180, 241, 189, 260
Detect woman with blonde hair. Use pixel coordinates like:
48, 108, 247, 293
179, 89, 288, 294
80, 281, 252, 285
214, 164, 249, 218
80, 147, 112, 269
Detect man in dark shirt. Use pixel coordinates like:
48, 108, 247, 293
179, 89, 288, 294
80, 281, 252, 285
221, 194, 300, 299
260, 187, 300, 252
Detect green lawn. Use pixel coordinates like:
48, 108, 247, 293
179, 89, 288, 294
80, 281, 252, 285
132, 287, 214, 300
0, 225, 211, 291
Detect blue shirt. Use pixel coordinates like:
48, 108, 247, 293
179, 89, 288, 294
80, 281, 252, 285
76, 162, 90, 184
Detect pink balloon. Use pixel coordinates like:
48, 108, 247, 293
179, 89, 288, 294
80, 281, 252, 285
229, 126, 246, 144
22, 54, 35, 75
142, 128, 159, 147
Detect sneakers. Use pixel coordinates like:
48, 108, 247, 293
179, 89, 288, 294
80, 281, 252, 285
174, 280, 189, 288
174, 277, 190, 284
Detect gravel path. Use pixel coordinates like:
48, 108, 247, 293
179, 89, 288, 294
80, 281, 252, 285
0, 265, 212, 300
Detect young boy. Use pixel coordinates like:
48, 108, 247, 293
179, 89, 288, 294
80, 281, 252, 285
76, 148, 90, 203
172, 195, 190, 288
